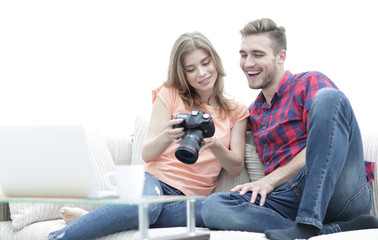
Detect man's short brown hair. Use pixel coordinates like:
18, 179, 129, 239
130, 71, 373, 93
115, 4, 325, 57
240, 18, 287, 55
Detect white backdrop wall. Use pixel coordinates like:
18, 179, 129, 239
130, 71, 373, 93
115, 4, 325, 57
1, 0, 377, 137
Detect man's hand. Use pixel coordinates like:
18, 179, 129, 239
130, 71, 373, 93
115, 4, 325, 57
231, 177, 274, 206
231, 147, 306, 206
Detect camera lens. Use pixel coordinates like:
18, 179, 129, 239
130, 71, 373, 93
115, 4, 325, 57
175, 129, 203, 164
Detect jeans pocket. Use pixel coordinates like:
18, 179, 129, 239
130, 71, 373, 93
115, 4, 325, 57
337, 185, 372, 220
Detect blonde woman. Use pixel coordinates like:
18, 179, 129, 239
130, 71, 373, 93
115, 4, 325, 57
48, 32, 249, 240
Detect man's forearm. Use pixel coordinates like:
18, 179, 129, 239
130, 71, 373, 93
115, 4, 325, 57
265, 147, 306, 189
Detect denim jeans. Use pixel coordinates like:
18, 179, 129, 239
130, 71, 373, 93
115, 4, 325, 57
202, 88, 372, 234
48, 172, 205, 240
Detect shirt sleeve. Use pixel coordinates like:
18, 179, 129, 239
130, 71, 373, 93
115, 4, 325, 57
365, 161, 375, 182
152, 86, 178, 114
301, 72, 338, 129
230, 101, 250, 128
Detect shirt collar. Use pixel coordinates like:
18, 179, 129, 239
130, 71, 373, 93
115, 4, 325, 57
276, 70, 292, 97
254, 70, 293, 108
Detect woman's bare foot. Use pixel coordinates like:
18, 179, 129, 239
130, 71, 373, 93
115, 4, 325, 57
60, 207, 89, 224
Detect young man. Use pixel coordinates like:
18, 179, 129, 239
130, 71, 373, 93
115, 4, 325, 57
201, 18, 378, 240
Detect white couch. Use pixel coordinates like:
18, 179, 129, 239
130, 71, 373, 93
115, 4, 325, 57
1, 116, 378, 240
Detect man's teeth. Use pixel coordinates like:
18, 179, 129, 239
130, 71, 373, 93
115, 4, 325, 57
248, 71, 261, 75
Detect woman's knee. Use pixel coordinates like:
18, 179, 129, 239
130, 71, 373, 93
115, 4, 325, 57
147, 202, 164, 224
201, 193, 232, 227
203, 193, 225, 212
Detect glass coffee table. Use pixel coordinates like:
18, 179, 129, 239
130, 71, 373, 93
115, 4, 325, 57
0, 195, 210, 240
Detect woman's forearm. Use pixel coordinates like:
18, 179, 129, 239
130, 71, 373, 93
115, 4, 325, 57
141, 129, 172, 163
205, 118, 248, 176
210, 140, 245, 176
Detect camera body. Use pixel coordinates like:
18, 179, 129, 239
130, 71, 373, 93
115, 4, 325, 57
173, 110, 215, 164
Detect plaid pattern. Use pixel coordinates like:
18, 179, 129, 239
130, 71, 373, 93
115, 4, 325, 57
248, 71, 375, 181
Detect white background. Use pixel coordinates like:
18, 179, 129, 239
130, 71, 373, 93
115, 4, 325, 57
1, 0, 377, 137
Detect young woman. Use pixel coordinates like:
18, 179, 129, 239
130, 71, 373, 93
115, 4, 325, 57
48, 31, 249, 240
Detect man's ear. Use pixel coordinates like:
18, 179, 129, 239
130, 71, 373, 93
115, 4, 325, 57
277, 50, 286, 65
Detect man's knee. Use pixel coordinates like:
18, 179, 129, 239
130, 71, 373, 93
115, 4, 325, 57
313, 88, 345, 107
310, 88, 352, 121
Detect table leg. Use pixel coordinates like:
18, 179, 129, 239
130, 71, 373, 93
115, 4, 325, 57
138, 199, 210, 240
186, 199, 195, 234
138, 203, 149, 240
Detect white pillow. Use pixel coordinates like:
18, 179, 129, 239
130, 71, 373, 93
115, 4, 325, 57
9, 130, 116, 230
214, 132, 263, 193
245, 132, 264, 182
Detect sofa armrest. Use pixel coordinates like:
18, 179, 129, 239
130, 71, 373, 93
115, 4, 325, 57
362, 131, 378, 217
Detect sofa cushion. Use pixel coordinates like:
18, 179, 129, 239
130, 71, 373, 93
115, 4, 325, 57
362, 132, 378, 217
106, 135, 133, 165
214, 132, 263, 192
8, 130, 116, 230
131, 116, 149, 165
245, 132, 264, 182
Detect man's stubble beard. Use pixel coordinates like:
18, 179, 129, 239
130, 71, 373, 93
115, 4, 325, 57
249, 64, 278, 90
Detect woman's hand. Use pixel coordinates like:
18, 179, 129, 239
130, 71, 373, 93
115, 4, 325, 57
142, 96, 185, 162
199, 136, 220, 154
165, 119, 185, 144
196, 118, 247, 177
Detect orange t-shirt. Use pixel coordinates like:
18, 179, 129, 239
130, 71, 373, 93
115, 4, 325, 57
145, 86, 249, 196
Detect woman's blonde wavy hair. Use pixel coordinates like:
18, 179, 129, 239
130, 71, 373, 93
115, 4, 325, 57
164, 32, 236, 119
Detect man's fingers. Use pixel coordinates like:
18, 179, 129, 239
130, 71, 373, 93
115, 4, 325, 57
230, 185, 242, 192
250, 190, 259, 204
259, 193, 267, 206
231, 181, 270, 206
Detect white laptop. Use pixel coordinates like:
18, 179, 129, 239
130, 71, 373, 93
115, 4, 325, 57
0, 124, 117, 199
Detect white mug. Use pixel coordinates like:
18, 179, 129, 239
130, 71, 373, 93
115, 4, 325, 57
104, 165, 145, 200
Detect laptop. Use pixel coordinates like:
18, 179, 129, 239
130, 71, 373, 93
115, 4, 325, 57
0, 124, 117, 199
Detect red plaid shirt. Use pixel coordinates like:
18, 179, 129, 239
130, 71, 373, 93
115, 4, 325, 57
248, 71, 375, 181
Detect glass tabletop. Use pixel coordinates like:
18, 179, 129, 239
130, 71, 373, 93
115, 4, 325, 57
0, 195, 205, 206
0, 194, 210, 240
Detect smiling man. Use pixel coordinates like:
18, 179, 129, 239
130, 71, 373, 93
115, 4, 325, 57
201, 18, 378, 240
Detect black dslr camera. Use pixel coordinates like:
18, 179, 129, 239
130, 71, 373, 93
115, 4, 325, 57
173, 110, 215, 164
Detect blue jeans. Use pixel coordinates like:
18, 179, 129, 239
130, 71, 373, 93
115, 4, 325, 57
202, 88, 372, 234
48, 172, 204, 240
